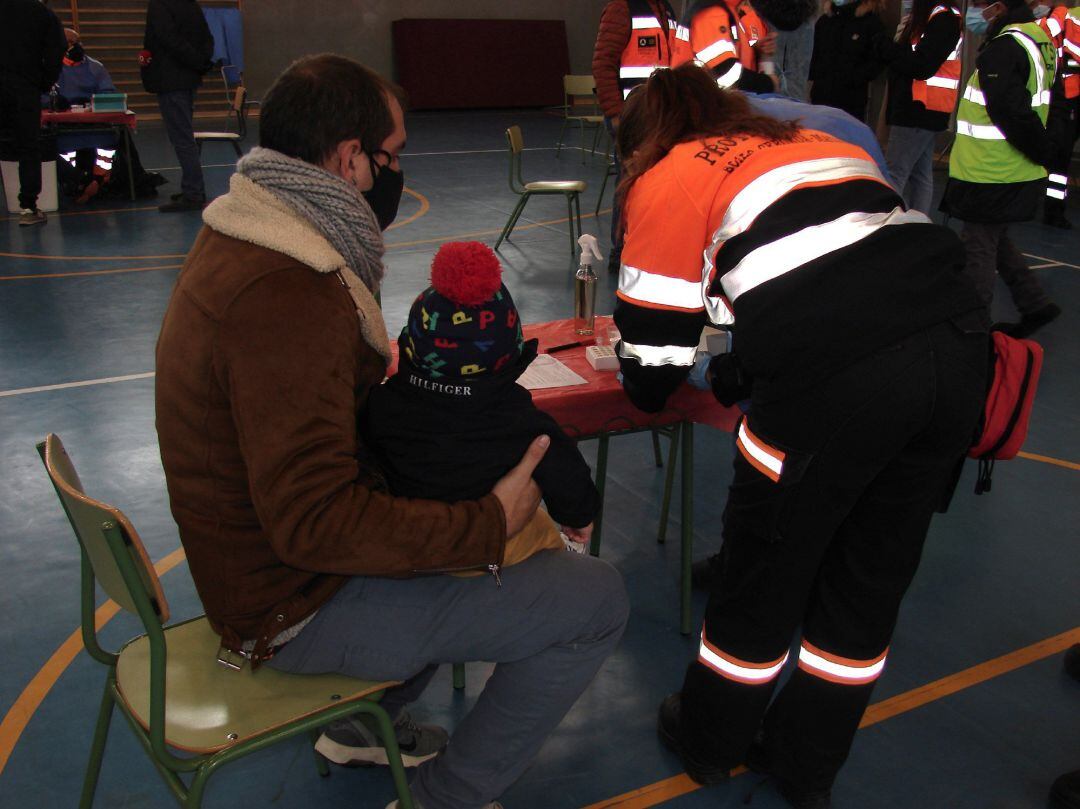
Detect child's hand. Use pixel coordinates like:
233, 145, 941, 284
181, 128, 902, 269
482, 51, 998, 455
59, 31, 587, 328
561, 523, 594, 545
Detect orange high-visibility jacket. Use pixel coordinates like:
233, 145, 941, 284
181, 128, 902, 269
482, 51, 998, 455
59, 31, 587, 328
911, 5, 963, 112
1041, 5, 1079, 99
619, 0, 693, 99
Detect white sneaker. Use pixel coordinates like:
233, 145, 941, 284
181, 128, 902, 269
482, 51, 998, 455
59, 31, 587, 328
18, 208, 47, 227
315, 709, 448, 768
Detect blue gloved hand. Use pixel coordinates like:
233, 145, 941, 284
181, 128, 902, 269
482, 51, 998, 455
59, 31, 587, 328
687, 353, 712, 390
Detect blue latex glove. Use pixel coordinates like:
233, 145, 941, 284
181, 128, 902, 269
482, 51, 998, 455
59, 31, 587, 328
687, 353, 712, 390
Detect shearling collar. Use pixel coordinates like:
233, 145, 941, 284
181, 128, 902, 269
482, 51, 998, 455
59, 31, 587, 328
203, 174, 392, 365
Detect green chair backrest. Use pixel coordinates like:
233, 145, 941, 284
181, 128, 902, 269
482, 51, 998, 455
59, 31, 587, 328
506, 126, 526, 192
38, 434, 170, 625
563, 75, 598, 115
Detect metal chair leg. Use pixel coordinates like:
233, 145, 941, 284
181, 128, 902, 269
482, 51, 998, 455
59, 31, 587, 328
231, 141, 242, 158
452, 662, 466, 690
657, 424, 681, 545
680, 422, 694, 636
589, 432, 610, 557
79, 682, 116, 809
555, 119, 569, 156
310, 729, 330, 777
567, 195, 577, 259
495, 195, 528, 250
651, 429, 663, 467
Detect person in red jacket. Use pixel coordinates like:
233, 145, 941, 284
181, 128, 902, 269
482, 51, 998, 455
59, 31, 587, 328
593, 0, 689, 271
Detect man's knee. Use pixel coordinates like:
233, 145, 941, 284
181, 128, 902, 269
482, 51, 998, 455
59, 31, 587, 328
574, 556, 630, 642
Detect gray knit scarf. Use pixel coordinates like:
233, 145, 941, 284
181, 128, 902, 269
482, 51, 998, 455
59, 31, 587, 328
236, 147, 385, 292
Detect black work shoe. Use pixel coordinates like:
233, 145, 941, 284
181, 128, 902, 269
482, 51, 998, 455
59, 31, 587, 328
657, 693, 731, 785
159, 195, 206, 213
745, 740, 833, 809
1043, 211, 1073, 230
1064, 644, 1080, 683
993, 303, 1061, 339
691, 553, 723, 590
1051, 769, 1080, 809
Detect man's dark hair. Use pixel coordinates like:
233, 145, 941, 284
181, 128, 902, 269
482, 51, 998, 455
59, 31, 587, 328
259, 53, 403, 165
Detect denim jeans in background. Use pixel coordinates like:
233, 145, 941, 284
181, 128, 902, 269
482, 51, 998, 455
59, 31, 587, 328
775, 20, 815, 101
885, 125, 938, 215
267, 550, 629, 809
158, 88, 204, 199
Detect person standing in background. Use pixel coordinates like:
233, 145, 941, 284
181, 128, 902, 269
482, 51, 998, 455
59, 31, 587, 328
940, 0, 1064, 337
808, 0, 888, 121
773, 18, 817, 100
0, 0, 65, 226
141, 0, 213, 212
1038, 2, 1079, 228
593, 0, 690, 271
684, 0, 779, 91
878, 0, 963, 214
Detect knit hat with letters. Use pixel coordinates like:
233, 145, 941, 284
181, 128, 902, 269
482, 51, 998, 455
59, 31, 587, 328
399, 241, 536, 380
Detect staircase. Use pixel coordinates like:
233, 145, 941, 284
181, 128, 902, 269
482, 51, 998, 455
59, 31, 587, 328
54, 1, 239, 122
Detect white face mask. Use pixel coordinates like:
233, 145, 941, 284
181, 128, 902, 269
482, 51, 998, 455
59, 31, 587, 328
1031, 3, 1050, 16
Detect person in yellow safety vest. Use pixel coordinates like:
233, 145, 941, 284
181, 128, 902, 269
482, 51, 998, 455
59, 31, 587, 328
593, 0, 693, 271
683, 0, 778, 91
940, 0, 1065, 338
613, 64, 987, 807
1038, 2, 1079, 227
877, 0, 963, 213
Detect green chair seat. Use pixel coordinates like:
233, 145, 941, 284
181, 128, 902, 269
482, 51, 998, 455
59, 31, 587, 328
115, 616, 395, 754
524, 180, 587, 193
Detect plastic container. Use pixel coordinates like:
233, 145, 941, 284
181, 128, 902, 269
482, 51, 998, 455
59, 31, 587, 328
574, 234, 604, 335
91, 93, 127, 112
2, 160, 59, 213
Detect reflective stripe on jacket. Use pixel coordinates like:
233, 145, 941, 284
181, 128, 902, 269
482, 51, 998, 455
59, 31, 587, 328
950, 22, 1056, 185
911, 5, 963, 113
619, 0, 693, 98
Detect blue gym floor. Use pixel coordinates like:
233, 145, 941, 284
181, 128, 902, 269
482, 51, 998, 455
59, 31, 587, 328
1, 109, 1077, 809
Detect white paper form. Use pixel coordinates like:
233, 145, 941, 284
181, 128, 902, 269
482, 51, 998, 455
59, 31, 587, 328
519, 354, 589, 390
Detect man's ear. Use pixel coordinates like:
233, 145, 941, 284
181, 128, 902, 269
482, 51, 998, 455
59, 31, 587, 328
324, 138, 363, 181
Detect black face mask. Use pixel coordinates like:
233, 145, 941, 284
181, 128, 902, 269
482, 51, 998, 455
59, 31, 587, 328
363, 156, 404, 231
66, 43, 84, 63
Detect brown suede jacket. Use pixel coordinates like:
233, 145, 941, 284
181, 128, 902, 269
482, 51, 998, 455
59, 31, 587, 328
155, 175, 507, 661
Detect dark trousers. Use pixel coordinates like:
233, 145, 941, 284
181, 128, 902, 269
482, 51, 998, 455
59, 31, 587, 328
960, 222, 1052, 316
0, 78, 44, 210
605, 116, 622, 263
158, 89, 204, 199
1044, 96, 1077, 215
680, 314, 988, 792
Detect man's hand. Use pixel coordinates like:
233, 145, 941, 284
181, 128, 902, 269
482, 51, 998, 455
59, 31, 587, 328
756, 31, 777, 57
562, 522, 594, 545
492, 435, 550, 536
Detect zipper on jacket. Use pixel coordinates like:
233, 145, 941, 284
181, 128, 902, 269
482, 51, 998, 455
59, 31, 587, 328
412, 562, 503, 586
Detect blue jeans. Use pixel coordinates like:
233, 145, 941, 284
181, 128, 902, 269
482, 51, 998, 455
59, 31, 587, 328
158, 89, 204, 198
885, 125, 937, 215
267, 549, 629, 809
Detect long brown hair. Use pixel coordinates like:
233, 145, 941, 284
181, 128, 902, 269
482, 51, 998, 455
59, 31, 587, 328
616, 63, 798, 205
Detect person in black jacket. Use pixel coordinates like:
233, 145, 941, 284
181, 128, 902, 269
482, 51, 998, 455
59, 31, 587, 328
879, 0, 963, 214
0, 0, 65, 226
940, 0, 1064, 337
808, 0, 888, 122
141, 0, 213, 212
363, 241, 600, 554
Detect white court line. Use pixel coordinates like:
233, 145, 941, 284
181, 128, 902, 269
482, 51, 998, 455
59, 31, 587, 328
1029, 262, 1063, 269
1023, 252, 1080, 271
145, 146, 590, 171
0, 372, 155, 398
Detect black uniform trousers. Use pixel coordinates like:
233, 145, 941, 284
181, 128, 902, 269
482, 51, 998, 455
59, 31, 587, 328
1044, 95, 1077, 216
0, 77, 45, 210
680, 312, 988, 792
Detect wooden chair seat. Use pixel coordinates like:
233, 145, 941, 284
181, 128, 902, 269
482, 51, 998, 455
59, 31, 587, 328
115, 615, 396, 754
524, 179, 587, 193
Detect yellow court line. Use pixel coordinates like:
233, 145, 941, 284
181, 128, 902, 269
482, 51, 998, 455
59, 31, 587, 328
0, 547, 188, 778
584, 626, 1080, 808
0, 264, 182, 281
1017, 451, 1080, 471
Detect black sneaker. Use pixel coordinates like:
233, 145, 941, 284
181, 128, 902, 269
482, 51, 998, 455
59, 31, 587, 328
159, 195, 206, 213
657, 693, 731, 785
1064, 643, 1080, 683
315, 708, 448, 768
1051, 769, 1080, 809
993, 302, 1061, 339
745, 740, 833, 809
1043, 211, 1073, 230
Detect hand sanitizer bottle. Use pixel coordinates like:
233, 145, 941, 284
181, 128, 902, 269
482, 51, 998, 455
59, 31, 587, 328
574, 234, 603, 335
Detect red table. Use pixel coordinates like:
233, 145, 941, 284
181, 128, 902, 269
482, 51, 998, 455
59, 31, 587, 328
41, 110, 139, 200
391, 317, 739, 633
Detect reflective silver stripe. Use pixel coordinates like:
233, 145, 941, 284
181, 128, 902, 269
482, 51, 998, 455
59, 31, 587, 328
620, 66, 659, 79
675, 24, 691, 41
798, 644, 887, 684
1044, 17, 1063, 37
696, 38, 738, 64
620, 263, 706, 310
963, 85, 986, 105
617, 340, 698, 367
716, 61, 743, 88
699, 635, 788, 683
631, 15, 661, 29
926, 76, 959, 89
956, 120, 1007, 139
1047, 188, 1067, 199
1066, 40, 1080, 60
1049, 173, 1068, 184
721, 208, 930, 301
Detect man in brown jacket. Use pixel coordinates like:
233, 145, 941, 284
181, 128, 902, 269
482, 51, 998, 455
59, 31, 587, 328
155, 54, 628, 809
